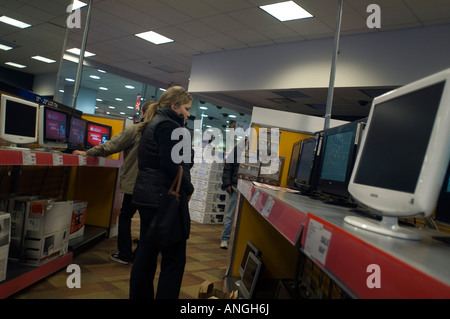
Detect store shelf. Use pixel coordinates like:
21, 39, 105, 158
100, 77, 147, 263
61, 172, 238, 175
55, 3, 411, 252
69, 225, 107, 256
237, 179, 450, 298
0, 252, 73, 299
0, 148, 122, 167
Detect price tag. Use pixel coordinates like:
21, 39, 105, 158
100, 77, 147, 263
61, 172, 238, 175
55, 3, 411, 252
261, 196, 274, 217
78, 155, 86, 166
22, 150, 36, 165
52, 153, 63, 166
304, 218, 332, 266
98, 157, 105, 166
250, 190, 260, 206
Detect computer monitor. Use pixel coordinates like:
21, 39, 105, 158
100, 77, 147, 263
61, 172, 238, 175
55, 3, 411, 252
85, 121, 112, 149
294, 134, 322, 194
239, 251, 263, 299
316, 121, 361, 201
0, 94, 39, 148
67, 115, 88, 151
238, 240, 261, 278
38, 105, 69, 149
346, 68, 450, 240
435, 161, 450, 224
287, 140, 302, 189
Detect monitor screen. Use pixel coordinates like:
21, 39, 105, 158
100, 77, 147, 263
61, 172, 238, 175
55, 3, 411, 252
0, 94, 38, 146
238, 241, 261, 279
295, 136, 320, 190
38, 106, 69, 149
348, 68, 450, 219
316, 122, 359, 199
239, 251, 263, 299
287, 141, 302, 188
85, 121, 112, 149
435, 161, 450, 224
68, 116, 87, 149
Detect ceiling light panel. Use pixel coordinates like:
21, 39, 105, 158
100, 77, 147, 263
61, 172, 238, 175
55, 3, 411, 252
259, 1, 313, 22
5, 62, 26, 69
0, 16, 31, 28
31, 56, 56, 63
135, 31, 174, 45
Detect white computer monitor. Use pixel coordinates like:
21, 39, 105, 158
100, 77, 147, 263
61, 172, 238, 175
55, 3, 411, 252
0, 94, 39, 148
346, 68, 450, 240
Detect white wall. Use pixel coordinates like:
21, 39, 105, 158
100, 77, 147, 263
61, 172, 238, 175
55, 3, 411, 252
251, 107, 348, 134
189, 24, 450, 93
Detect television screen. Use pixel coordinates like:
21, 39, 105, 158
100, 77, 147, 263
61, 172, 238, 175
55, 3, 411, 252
435, 161, 450, 224
0, 94, 38, 146
44, 107, 68, 143
239, 251, 263, 299
85, 121, 112, 149
68, 116, 87, 150
287, 141, 302, 188
294, 135, 321, 192
316, 122, 360, 200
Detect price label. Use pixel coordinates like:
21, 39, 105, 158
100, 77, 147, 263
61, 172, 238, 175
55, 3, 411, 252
98, 157, 105, 166
78, 155, 86, 166
261, 196, 274, 217
304, 218, 332, 266
250, 190, 260, 206
52, 153, 63, 166
22, 150, 36, 165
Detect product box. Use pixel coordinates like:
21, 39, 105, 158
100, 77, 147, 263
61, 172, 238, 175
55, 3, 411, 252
190, 189, 228, 204
7, 195, 38, 261
22, 199, 73, 266
0, 211, 11, 282
189, 199, 227, 214
70, 201, 87, 239
190, 211, 224, 224
191, 178, 224, 192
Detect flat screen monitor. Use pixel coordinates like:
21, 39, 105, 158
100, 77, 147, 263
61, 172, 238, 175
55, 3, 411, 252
294, 135, 321, 193
85, 121, 112, 149
238, 241, 261, 279
346, 68, 450, 240
316, 121, 360, 200
0, 94, 39, 147
239, 251, 263, 299
68, 116, 87, 150
38, 105, 69, 149
287, 141, 302, 188
435, 161, 450, 224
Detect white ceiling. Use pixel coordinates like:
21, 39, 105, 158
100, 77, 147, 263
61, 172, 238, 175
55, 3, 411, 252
1, 0, 450, 125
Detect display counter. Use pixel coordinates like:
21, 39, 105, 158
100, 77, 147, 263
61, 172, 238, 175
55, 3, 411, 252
226, 179, 450, 299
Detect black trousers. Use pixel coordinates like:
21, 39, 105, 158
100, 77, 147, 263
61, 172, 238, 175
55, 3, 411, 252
117, 193, 137, 261
129, 207, 186, 299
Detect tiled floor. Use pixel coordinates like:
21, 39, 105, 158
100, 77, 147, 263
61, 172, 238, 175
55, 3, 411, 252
10, 217, 228, 299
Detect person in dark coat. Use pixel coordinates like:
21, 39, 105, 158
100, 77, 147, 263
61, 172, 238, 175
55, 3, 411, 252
130, 86, 194, 299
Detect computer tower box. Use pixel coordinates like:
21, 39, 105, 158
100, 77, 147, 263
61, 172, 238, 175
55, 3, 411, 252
0, 212, 11, 282
22, 200, 73, 267
7, 195, 38, 262
70, 200, 87, 240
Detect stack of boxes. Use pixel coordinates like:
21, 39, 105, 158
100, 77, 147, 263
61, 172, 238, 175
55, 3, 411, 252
189, 161, 227, 224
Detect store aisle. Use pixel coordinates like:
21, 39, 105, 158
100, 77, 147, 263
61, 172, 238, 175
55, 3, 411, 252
10, 217, 228, 299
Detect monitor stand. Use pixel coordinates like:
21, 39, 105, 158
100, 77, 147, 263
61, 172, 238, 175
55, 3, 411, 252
1, 144, 30, 151
344, 215, 421, 241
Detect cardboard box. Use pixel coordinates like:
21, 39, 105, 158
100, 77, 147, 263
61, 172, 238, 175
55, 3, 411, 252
70, 201, 87, 239
190, 211, 224, 224
22, 199, 73, 266
0, 211, 11, 282
198, 281, 238, 299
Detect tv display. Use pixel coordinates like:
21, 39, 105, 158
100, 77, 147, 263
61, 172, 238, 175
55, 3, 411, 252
239, 251, 263, 299
38, 105, 69, 149
435, 161, 450, 224
68, 116, 87, 150
316, 121, 361, 200
0, 94, 39, 148
85, 121, 112, 149
346, 68, 450, 240
238, 241, 261, 278
294, 134, 321, 193
287, 140, 302, 188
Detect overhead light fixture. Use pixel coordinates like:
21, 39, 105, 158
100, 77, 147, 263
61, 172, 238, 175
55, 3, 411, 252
0, 16, 31, 29
199, 106, 208, 110
108, 106, 115, 109
96, 98, 102, 102
228, 114, 237, 118
115, 98, 123, 101
135, 31, 174, 45
71, 0, 87, 10
127, 106, 134, 109
125, 85, 135, 89
32, 56, 56, 63
259, 1, 313, 22
0, 44, 13, 51
5, 62, 26, 69
99, 87, 108, 91
65, 78, 75, 82
90, 75, 100, 79
66, 48, 96, 57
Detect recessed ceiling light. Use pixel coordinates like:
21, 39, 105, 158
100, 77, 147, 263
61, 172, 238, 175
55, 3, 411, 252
199, 106, 208, 110
120, 112, 125, 115
98, 69, 106, 73
90, 75, 100, 79
71, 0, 87, 10
65, 78, 75, 82
5, 62, 26, 69
0, 44, 13, 51
32, 56, 56, 63
135, 31, 174, 45
125, 85, 135, 89
96, 98, 102, 102
108, 106, 115, 109
127, 106, 134, 109
259, 1, 313, 22
115, 98, 123, 101
99, 87, 108, 90
228, 114, 237, 118
0, 16, 31, 29
66, 48, 96, 57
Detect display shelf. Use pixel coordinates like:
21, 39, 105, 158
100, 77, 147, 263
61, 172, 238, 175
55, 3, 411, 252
236, 179, 450, 298
69, 225, 107, 256
0, 148, 122, 167
0, 252, 73, 299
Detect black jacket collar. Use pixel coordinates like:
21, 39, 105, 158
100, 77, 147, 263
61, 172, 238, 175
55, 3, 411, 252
157, 108, 185, 127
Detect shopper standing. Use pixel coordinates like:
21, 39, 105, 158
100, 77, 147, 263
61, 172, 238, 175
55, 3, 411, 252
130, 86, 194, 299
73, 101, 151, 264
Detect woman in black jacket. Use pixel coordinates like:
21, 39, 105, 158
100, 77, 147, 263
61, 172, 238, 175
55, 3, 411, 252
130, 86, 194, 299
